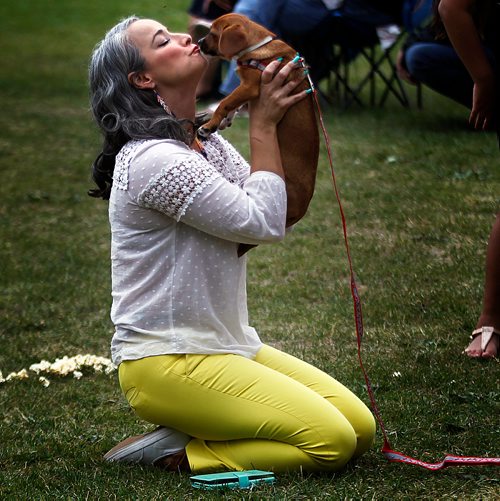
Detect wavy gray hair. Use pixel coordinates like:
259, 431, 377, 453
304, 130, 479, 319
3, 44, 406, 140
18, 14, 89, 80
88, 16, 189, 199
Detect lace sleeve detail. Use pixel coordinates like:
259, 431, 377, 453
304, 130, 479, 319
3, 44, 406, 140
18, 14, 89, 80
113, 140, 150, 191
137, 156, 221, 221
203, 133, 250, 186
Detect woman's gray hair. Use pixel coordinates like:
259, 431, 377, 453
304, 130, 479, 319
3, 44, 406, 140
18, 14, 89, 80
88, 16, 189, 199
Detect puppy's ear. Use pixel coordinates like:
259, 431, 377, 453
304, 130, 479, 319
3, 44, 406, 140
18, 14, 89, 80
218, 24, 248, 58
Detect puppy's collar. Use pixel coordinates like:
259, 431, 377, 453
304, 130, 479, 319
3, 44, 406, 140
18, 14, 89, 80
237, 58, 274, 72
232, 35, 274, 60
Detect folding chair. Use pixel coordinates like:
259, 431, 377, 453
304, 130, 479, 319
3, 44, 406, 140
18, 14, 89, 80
323, 0, 432, 109
330, 29, 420, 109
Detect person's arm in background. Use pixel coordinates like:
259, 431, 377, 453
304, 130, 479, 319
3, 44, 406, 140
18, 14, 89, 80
438, 0, 495, 129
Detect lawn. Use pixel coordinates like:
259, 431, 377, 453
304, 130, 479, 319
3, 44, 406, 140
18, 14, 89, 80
0, 0, 498, 499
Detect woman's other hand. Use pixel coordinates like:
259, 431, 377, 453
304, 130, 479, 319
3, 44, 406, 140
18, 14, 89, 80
249, 58, 310, 128
247, 58, 310, 179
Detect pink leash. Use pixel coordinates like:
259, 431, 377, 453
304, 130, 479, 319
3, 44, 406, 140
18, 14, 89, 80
306, 73, 500, 470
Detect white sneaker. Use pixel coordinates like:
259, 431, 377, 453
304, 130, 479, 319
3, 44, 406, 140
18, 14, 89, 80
104, 426, 190, 466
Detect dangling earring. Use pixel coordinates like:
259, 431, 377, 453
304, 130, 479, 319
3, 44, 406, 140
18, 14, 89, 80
154, 90, 172, 115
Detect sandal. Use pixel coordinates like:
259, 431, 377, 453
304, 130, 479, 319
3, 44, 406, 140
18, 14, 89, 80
464, 326, 500, 359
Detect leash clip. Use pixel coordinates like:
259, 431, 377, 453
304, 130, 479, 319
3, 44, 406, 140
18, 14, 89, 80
297, 55, 315, 93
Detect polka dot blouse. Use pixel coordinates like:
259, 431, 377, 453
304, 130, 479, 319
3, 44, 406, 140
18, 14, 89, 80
108, 133, 287, 365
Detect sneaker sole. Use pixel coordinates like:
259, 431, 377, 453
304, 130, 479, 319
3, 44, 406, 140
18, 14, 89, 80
104, 427, 169, 462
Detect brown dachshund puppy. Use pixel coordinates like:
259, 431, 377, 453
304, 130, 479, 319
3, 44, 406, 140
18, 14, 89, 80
198, 14, 319, 244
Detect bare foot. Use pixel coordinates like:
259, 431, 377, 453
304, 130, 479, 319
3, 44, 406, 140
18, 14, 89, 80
464, 327, 499, 359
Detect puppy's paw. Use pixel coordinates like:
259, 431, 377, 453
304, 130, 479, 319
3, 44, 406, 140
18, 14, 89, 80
198, 116, 222, 138
219, 110, 236, 130
197, 126, 213, 139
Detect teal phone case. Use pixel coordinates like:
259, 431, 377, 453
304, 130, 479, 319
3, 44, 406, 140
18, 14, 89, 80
190, 470, 275, 490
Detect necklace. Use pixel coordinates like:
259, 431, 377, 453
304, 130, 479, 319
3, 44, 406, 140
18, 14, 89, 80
154, 90, 206, 156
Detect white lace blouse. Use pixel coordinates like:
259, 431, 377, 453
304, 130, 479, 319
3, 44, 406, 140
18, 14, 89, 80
108, 133, 287, 365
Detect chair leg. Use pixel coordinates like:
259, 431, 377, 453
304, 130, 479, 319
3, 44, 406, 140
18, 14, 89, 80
327, 48, 364, 108
377, 53, 410, 107
370, 50, 407, 107
369, 46, 376, 106
326, 33, 422, 109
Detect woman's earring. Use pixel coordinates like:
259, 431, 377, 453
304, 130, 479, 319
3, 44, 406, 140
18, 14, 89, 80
154, 90, 172, 115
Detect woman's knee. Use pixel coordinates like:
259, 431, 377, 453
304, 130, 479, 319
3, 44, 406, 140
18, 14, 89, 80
311, 423, 358, 471
312, 405, 376, 469
353, 407, 376, 458
314, 412, 375, 471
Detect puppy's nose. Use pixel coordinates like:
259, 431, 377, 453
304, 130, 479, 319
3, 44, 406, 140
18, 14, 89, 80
198, 36, 210, 55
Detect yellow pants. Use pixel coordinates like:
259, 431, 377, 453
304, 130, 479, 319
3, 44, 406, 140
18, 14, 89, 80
118, 344, 376, 473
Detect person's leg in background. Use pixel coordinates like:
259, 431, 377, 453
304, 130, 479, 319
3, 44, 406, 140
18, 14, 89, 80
465, 212, 500, 358
405, 40, 499, 358
118, 344, 375, 473
405, 43, 473, 107
406, 43, 496, 110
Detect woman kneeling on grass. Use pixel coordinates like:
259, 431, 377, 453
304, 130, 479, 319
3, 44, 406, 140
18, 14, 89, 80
88, 15, 375, 473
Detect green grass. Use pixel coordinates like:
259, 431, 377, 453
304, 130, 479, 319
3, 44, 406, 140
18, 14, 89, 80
0, 1, 499, 499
